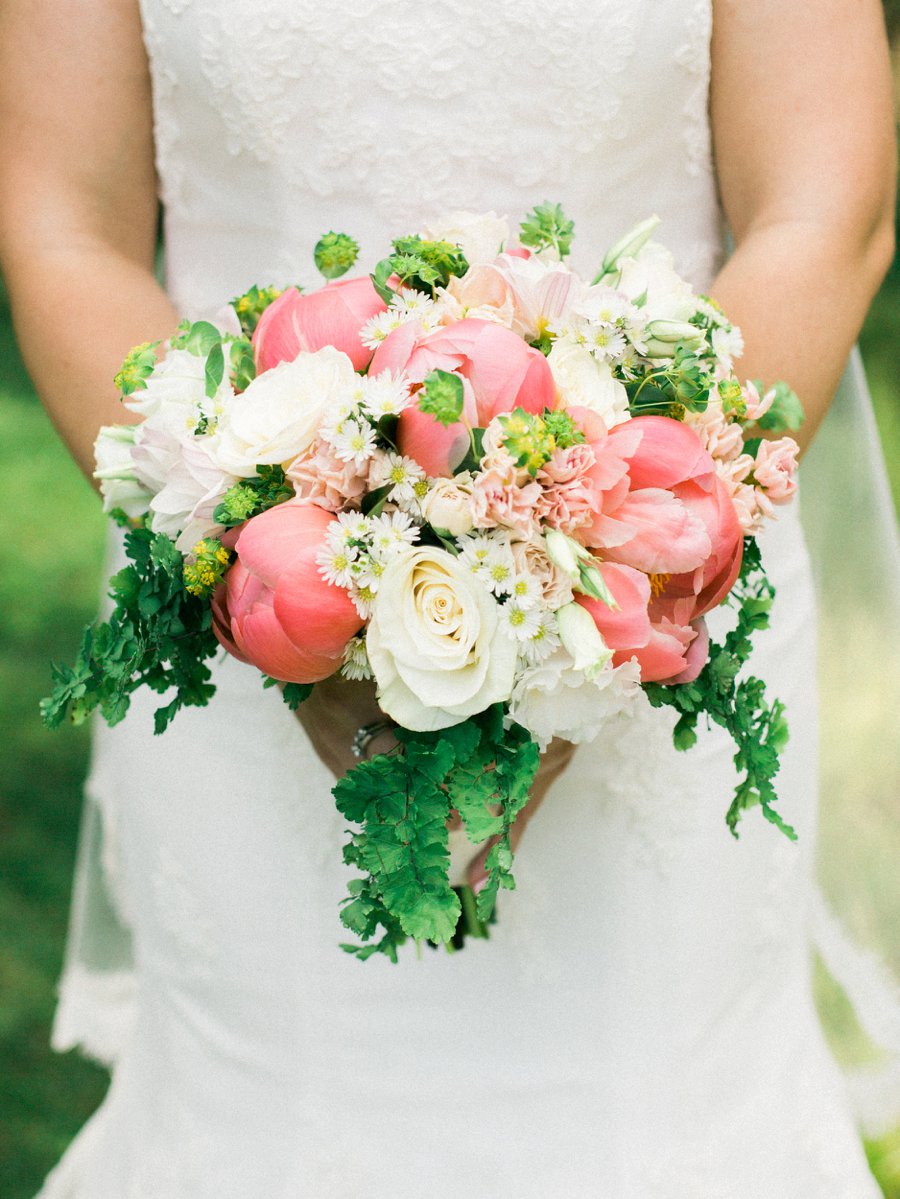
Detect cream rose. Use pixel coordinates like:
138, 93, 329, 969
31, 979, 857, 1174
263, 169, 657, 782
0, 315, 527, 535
420, 474, 476, 536
214, 346, 357, 476
366, 546, 517, 731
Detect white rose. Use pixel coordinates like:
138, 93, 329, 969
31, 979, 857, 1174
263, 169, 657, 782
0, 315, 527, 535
213, 346, 357, 476
421, 210, 510, 266
93, 425, 152, 518
420, 474, 476, 536
547, 340, 630, 427
508, 650, 642, 750
366, 546, 517, 731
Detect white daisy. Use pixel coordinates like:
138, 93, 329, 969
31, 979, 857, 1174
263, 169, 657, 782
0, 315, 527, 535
315, 539, 359, 589
519, 609, 562, 665
360, 371, 413, 419
330, 418, 377, 468
341, 635, 373, 682
508, 573, 542, 610
499, 600, 543, 642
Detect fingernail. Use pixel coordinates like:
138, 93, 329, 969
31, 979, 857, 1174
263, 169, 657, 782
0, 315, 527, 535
472, 876, 488, 896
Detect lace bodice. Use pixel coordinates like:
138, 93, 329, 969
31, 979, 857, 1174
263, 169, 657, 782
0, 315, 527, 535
139, 0, 722, 312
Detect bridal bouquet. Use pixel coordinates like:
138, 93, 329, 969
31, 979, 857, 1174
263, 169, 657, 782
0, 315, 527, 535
43, 205, 803, 960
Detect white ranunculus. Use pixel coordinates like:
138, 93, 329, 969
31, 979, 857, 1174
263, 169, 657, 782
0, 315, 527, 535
616, 242, 695, 322
213, 347, 358, 477
420, 474, 476, 536
124, 348, 207, 421
93, 425, 153, 518
547, 340, 630, 427
509, 649, 641, 749
420, 210, 510, 266
366, 546, 517, 731
131, 423, 238, 551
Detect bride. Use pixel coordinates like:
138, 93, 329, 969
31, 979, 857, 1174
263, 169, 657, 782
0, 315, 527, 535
0, 1, 896, 1195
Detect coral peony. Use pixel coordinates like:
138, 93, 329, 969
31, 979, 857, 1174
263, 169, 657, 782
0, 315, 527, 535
253, 277, 387, 373
214, 502, 361, 683
371, 318, 557, 477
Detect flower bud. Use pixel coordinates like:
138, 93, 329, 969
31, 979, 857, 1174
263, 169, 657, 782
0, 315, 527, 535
544, 528, 582, 579
645, 319, 704, 345
557, 602, 613, 678
595, 215, 661, 281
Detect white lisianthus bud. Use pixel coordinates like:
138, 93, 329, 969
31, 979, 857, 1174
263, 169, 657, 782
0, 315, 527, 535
543, 531, 618, 608
544, 528, 582, 579
595, 216, 661, 281
645, 318, 705, 346
556, 602, 613, 678
93, 424, 152, 517
420, 473, 476, 536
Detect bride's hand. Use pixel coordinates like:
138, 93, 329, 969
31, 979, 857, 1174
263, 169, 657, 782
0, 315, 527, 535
292, 674, 397, 779
295, 680, 575, 894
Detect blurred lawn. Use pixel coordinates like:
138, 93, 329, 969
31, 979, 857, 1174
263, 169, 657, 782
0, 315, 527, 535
0, 257, 897, 1196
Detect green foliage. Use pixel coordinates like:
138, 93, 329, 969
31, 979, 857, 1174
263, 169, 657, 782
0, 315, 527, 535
169, 319, 221, 356
498, 408, 557, 475
113, 340, 159, 396
370, 235, 469, 302
40, 527, 220, 736
417, 369, 465, 426
213, 465, 294, 527
333, 706, 539, 960
229, 337, 256, 392
260, 676, 315, 710
313, 230, 360, 280
519, 202, 575, 258
644, 538, 795, 840
230, 283, 286, 337
542, 409, 586, 450
182, 537, 231, 598
752, 379, 805, 434
626, 344, 713, 416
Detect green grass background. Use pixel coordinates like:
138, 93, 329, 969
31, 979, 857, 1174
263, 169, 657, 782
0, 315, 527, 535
0, 243, 898, 1195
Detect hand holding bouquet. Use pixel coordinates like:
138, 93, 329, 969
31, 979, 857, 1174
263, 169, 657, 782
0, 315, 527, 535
44, 205, 802, 960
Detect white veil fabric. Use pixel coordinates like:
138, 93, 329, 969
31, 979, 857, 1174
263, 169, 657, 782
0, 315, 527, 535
51, 349, 900, 1133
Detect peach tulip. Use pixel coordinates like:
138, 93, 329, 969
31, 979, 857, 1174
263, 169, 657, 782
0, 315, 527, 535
253, 278, 387, 373
214, 501, 361, 683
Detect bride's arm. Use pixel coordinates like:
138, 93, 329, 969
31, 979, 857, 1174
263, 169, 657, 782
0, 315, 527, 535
709, 0, 896, 451
0, 0, 178, 480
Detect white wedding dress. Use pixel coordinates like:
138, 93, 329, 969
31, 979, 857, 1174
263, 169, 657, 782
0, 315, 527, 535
38, 1, 890, 1195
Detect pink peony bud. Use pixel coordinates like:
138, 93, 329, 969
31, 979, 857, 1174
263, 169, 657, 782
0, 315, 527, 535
253, 277, 387, 373
215, 501, 361, 683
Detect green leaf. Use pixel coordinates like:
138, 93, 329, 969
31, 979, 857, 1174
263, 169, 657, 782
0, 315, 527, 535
418, 369, 464, 426
204, 340, 225, 398
370, 259, 397, 305
519, 202, 575, 258
174, 320, 222, 357
41, 527, 220, 735
753, 380, 805, 434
